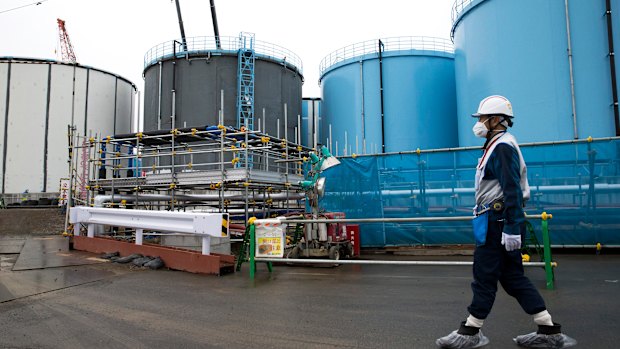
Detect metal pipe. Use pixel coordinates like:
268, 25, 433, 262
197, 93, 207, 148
339, 136, 620, 158
254, 258, 550, 267
297, 114, 301, 147
70, 65, 77, 126
220, 89, 225, 212
209, 0, 221, 49
378, 39, 386, 152
83, 69, 90, 134
263, 109, 268, 171
244, 108, 249, 223
564, 0, 578, 139
64, 126, 77, 234
158, 62, 162, 130
551, 244, 620, 248
196, 207, 275, 214
284, 217, 472, 224
43, 64, 52, 192
105, 128, 271, 143
281, 214, 547, 224
174, 0, 188, 51
98, 145, 272, 162
171, 61, 177, 209
312, 100, 318, 149
284, 103, 289, 212
360, 60, 366, 145
319, 183, 620, 198
170, 73, 177, 139
135, 90, 141, 133
605, 0, 620, 136
113, 77, 118, 133
93, 192, 303, 207
328, 124, 332, 152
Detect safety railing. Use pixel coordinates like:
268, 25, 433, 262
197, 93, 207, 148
319, 36, 454, 76
1, 192, 59, 206
451, 0, 477, 23
70, 207, 227, 255
245, 213, 557, 290
144, 35, 303, 75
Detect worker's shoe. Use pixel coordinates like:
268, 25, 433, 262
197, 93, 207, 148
514, 323, 577, 348
436, 321, 489, 348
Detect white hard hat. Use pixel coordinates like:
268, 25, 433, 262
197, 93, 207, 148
472, 95, 514, 118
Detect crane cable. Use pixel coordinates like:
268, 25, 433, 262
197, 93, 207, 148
0, 0, 48, 15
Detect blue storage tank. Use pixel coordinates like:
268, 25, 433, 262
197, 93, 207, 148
452, 0, 620, 147
319, 37, 458, 155
301, 98, 321, 148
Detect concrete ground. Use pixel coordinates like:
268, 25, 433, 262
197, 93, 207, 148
0, 235, 618, 348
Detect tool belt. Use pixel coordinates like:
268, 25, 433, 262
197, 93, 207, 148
475, 199, 505, 216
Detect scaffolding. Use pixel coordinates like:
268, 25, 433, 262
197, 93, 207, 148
67, 124, 313, 229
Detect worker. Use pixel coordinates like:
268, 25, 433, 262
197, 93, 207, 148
436, 95, 576, 349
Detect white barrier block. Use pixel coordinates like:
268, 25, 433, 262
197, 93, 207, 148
69, 207, 223, 237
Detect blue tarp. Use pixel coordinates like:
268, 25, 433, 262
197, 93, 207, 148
318, 139, 620, 247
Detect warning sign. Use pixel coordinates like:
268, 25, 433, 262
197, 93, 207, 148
255, 219, 286, 258
59, 178, 70, 206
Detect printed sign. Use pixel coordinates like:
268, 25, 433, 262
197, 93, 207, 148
59, 178, 70, 206
255, 219, 286, 258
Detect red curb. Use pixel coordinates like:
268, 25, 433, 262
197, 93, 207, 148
73, 236, 235, 275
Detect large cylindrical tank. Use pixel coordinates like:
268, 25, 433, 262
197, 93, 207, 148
452, 0, 620, 147
0, 58, 136, 194
319, 37, 458, 155
143, 36, 303, 138
301, 98, 321, 148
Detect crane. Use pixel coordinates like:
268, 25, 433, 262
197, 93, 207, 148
171, 0, 221, 51
0, 0, 48, 15
57, 18, 77, 63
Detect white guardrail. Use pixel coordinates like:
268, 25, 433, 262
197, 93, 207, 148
70, 207, 227, 255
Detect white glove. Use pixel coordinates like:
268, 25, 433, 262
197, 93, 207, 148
501, 232, 521, 252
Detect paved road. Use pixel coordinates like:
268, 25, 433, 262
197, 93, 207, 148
0, 248, 618, 348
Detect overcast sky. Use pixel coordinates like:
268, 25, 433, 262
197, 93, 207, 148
1, 0, 455, 98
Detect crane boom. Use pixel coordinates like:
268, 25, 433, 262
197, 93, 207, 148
173, 0, 188, 51
57, 18, 77, 63
210, 0, 221, 49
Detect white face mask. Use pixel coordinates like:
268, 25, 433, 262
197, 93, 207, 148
472, 120, 489, 138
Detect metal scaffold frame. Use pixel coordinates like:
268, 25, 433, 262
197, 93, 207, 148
65, 124, 314, 231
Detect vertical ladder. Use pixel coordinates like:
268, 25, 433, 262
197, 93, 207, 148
236, 223, 272, 273
523, 221, 544, 262
235, 224, 251, 271
236, 32, 255, 168
78, 139, 90, 201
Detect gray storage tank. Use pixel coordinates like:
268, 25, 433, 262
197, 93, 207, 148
143, 35, 303, 137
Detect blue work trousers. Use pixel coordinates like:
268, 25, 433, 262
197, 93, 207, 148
467, 216, 547, 319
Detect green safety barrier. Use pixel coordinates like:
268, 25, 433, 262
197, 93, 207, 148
244, 213, 557, 290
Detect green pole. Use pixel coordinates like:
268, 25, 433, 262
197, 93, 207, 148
249, 223, 256, 280
541, 212, 554, 290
